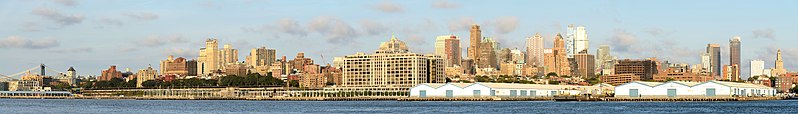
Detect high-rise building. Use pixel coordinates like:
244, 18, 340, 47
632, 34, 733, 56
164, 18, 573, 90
498, 48, 512, 64
700, 53, 711, 74
478, 37, 499, 69
707, 44, 721, 78
99, 65, 123, 81
573, 25, 589, 55
468, 24, 482, 63
434, 35, 461, 67
525, 33, 544, 66
222, 44, 239, 65
544, 33, 571, 76
160, 55, 189, 76
197, 38, 222, 76
224, 62, 248, 76
615, 59, 658, 80
596, 45, 615, 75
246, 47, 277, 68
339, 35, 445, 91
575, 53, 596, 78
135, 65, 157, 88
565, 24, 575, 58
751, 60, 765, 78
772, 49, 787, 76
290, 52, 314, 73
730, 36, 741, 78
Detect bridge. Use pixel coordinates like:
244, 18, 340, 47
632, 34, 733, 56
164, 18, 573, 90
0, 64, 71, 82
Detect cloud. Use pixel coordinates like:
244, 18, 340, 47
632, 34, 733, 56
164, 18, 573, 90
373, 1, 403, 13
120, 47, 139, 52
163, 48, 198, 58
123, 12, 159, 20
755, 46, 798, 70
492, 16, 519, 34
359, 20, 389, 36
308, 16, 359, 44
751, 29, 775, 39
20, 22, 42, 32
275, 19, 307, 37
447, 17, 475, 32
100, 18, 124, 27
645, 28, 665, 36
431, 0, 461, 9
49, 47, 92, 53
54, 0, 77, 6
31, 7, 84, 26
608, 29, 637, 53
0, 36, 59, 49
137, 34, 187, 47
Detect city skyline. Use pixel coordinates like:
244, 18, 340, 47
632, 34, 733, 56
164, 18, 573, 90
2, 0, 798, 80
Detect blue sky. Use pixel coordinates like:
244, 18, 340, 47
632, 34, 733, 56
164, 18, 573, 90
1, 0, 797, 79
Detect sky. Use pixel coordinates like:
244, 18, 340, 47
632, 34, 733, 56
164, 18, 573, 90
1, 0, 797, 79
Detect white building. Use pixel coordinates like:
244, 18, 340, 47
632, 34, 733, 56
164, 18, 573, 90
750, 60, 765, 78
409, 83, 613, 98
614, 81, 776, 98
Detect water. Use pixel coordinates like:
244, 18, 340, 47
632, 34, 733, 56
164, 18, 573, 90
1, 99, 797, 114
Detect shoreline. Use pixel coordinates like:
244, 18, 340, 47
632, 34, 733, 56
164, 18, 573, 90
0, 96, 787, 102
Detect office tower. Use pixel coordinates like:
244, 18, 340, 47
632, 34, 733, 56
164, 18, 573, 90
222, 44, 239, 64
461, 59, 475, 75
468, 24, 482, 63
197, 38, 222, 76
707, 44, 721, 77
772, 49, 787, 76
186, 60, 197, 76
566, 24, 575, 58
751, 60, 765, 78
615, 59, 659, 80
596, 45, 615, 75
575, 52, 596, 78
135, 65, 157, 88
290, 52, 314, 72
434, 35, 462, 67
730, 36, 741, 78
478, 37, 498, 69
526, 33, 544, 66
246, 47, 277, 67
544, 33, 571, 76
340, 35, 445, 91
574, 25, 589, 54
498, 48, 512, 63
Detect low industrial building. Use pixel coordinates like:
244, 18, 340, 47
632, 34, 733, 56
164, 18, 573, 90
614, 81, 776, 98
409, 83, 613, 98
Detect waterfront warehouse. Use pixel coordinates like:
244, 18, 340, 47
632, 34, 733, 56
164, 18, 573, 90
409, 83, 613, 98
614, 81, 776, 98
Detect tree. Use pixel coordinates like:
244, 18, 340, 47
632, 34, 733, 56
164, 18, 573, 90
546, 72, 558, 77
548, 80, 560, 85
665, 78, 675, 82
792, 85, 798, 93
289, 80, 299, 87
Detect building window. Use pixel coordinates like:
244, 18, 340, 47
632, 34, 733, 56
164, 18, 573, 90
520, 90, 527, 97
530, 90, 536, 97
510, 90, 517, 97
490, 90, 496, 96
629, 89, 638, 98
473, 90, 481, 97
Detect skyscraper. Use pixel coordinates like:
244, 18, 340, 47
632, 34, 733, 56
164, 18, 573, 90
434, 35, 461, 67
135, 65, 157, 88
478, 37, 498, 69
750, 60, 764, 78
246, 47, 277, 67
575, 53, 595, 78
574, 25, 589, 54
730, 36, 741, 78
700, 53, 711, 74
544, 33, 571, 76
565, 25, 575, 58
198, 38, 222, 76
222, 44, 239, 64
596, 45, 615, 75
468, 24, 482, 63
707, 44, 721, 78
525, 33, 544, 66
